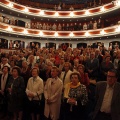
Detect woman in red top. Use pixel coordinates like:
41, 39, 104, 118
77, 64, 90, 89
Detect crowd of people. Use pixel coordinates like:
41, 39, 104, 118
0, 13, 103, 30
30, 19, 102, 31
0, 43, 120, 120
1, 12, 120, 31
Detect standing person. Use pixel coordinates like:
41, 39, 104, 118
60, 62, 72, 88
26, 67, 44, 120
100, 56, 114, 81
44, 66, 63, 120
77, 64, 90, 89
93, 69, 120, 120
86, 52, 99, 80
7, 66, 25, 120
63, 72, 88, 120
0, 66, 11, 118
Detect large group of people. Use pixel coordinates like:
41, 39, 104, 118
1, 12, 120, 31
30, 19, 102, 31
0, 43, 120, 120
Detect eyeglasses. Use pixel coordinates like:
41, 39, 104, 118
107, 75, 116, 78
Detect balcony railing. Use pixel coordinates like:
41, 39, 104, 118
0, 0, 120, 18
0, 22, 120, 38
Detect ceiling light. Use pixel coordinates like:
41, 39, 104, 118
100, 30, 105, 35
24, 7, 28, 12
101, 6, 105, 12
69, 32, 74, 37
85, 10, 90, 15
117, 1, 120, 6
54, 12, 59, 16
39, 31, 43, 36
113, 0, 120, 6
23, 29, 28, 34
85, 32, 90, 37
8, 2, 13, 8
54, 32, 58, 37
39, 10, 44, 15
116, 26, 120, 32
7, 26, 12, 31
70, 12, 74, 17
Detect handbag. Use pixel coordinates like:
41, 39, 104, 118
31, 92, 41, 106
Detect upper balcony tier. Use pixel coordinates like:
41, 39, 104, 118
0, 0, 120, 19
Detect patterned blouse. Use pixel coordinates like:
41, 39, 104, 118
68, 84, 88, 105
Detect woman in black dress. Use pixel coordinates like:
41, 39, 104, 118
7, 66, 25, 120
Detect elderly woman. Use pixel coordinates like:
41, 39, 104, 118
77, 64, 90, 89
21, 61, 31, 88
26, 67, 44, 120
44, 66, 63, 120
7, 66, 25, 120
64, 72, 88, 120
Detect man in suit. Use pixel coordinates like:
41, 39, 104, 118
86, 52, 99, 80
93, 69, 120, 120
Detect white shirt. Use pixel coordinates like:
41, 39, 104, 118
100, 85, 114, 113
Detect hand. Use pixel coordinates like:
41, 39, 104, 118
8, 88, 12, 93
28, 93, 34, 98
47, 99, 52, 104
68, 98, 76, 105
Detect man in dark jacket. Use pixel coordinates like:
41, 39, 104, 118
93, 69, 120, 120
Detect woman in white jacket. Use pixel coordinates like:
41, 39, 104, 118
44, 66, 63, 120
26, 67, 44, 120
